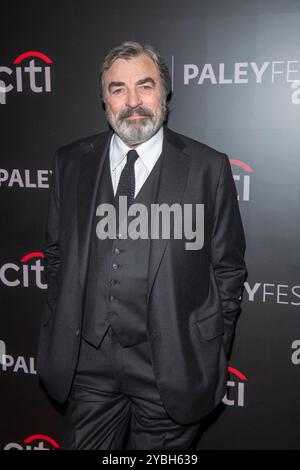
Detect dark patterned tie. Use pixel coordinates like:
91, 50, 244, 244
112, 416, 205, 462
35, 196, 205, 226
115, 149, 139, 208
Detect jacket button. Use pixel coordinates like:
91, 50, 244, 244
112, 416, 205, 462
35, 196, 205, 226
75, 328, 80, 336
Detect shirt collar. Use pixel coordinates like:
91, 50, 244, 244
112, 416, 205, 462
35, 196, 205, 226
110, 125, 163, 172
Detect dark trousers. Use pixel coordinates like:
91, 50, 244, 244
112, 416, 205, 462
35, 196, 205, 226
61, 326, 203, 450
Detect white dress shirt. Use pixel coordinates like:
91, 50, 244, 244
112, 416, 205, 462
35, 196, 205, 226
109, 126, 163, 198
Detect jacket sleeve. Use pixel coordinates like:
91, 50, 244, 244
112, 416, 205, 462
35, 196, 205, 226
43, 149, 62, 309
211, 154, 248, 357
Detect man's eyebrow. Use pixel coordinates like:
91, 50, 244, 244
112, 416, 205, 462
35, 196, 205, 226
136, 77, 156, 86
108, 81, 125, 93
108, 77, 156, 93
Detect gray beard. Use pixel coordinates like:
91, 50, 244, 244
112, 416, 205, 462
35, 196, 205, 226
106, 109, 165, 146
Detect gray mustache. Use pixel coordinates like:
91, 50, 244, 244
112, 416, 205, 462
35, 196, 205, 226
120, 107, 154, 119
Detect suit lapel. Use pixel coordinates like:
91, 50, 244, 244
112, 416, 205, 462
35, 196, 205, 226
146, 126, 191, 302
77, 130, 113, 291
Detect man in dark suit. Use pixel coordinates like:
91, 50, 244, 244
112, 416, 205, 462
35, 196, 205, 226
36, 41, 247, 450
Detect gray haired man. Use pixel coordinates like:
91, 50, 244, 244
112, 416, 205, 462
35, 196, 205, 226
36, 41, 247, 450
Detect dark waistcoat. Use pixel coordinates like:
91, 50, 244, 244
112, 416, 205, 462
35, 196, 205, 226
81, 147, 164, 348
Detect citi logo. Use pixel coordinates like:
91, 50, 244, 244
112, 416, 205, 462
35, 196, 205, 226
230, 159, 254, 202
0, 251, 47, 289
0, 51, 52, 104
4, 434, 60, 450
0, 339, 36, 375
223, 366, 248, 407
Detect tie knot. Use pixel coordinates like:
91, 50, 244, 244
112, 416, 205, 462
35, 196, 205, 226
126, 149, 139, 165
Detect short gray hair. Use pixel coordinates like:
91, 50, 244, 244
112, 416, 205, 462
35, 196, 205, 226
100, 41, 172, 103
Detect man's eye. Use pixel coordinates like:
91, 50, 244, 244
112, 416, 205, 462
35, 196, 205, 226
112, 89, 123, 94
142, 85, 152, 89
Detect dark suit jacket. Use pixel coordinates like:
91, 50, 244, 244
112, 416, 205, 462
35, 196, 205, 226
36, 125, 247, 424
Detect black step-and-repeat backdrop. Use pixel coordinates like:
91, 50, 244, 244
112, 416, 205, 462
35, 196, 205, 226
1, 0, 300, 450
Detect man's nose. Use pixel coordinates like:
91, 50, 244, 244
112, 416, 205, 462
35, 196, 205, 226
125, 88, 142, 108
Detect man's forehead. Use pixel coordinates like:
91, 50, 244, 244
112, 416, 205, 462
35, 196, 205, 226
105, 54, 159, 80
